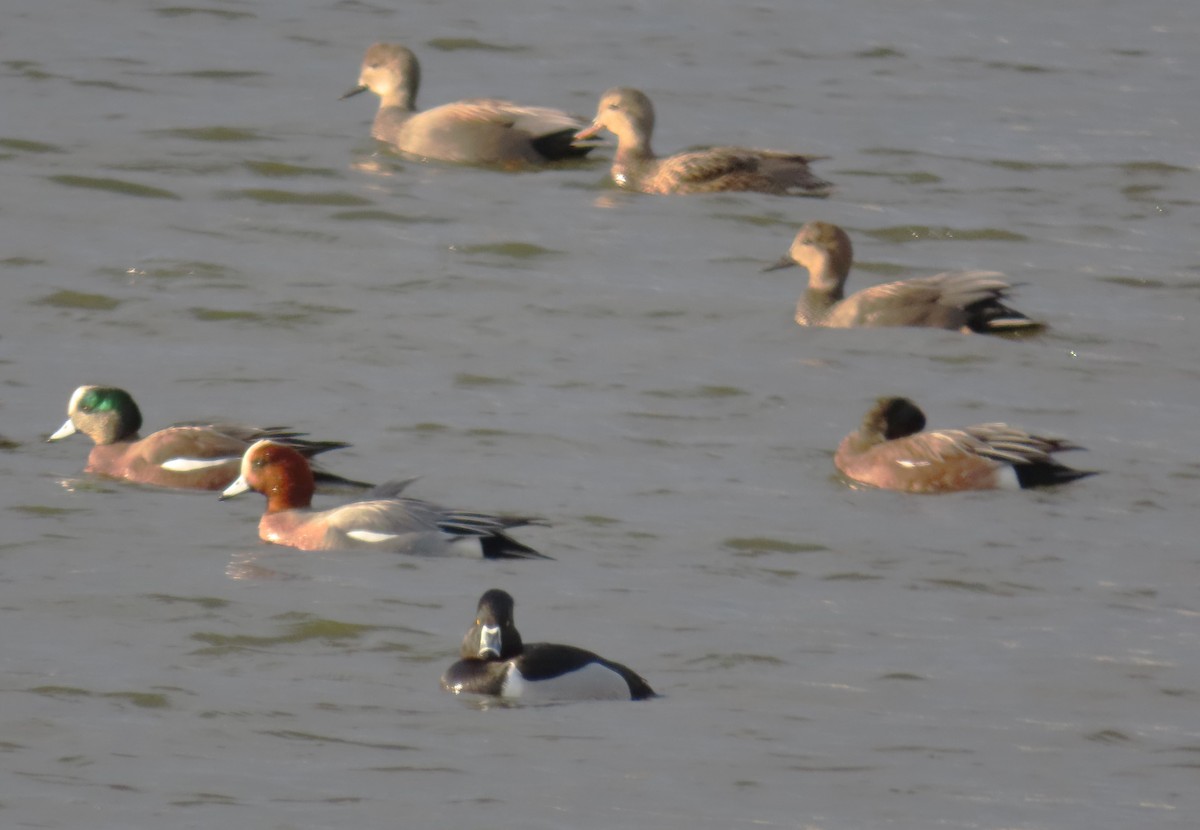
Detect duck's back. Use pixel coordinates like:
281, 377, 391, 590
645, 147, 829, 196
819, 272, 1016, 330
377, 99, 587, 165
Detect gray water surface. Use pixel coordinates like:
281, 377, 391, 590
2, 1, 1199, 829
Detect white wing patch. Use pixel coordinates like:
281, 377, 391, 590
161, 456, 236, 472
994, 466, 1021, 490
346, 529, 401, 544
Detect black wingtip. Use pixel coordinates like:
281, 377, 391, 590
532, 129, 599, 161
480, 533, 553, 560
968, 300, 1045, 336
312, 470, 376, 493
1014, 464, 1098, 489
627, 678, 657, 701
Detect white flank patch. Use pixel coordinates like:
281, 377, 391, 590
445, 536, 485, 557
502, 661, 631, 701
161, 456, 234, 472
995, 466, 1021, 490
987, 317, 1037, 329
346, 529, 400, 544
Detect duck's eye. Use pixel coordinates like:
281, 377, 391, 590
252, 457, 267, 469
607, 102, 620, 111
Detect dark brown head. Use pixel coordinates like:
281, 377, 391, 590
865, 397, 927, 441
461, 589, 523, 660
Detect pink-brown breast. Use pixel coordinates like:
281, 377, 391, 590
258, 510, 331, 551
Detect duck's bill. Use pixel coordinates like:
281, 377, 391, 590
219, 474, 251, 500
572, 121, 603, 142
761, 256, 797, 273
478, 624, 502, 658
340, 84, 368, 100
47, 419, 77, 442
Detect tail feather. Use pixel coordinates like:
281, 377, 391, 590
312, 469, 375, 493
1014, 463, 1098, 489
966, 299, 1044, 334
533, 128, 598, 160
479, 533, 552, 560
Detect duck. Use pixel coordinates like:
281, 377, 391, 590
341, 43, 596, 166
764, 222, 1042, 332
47, 385, 367, 492
835, 397, 1096, 493
441, 589, 655, 701
220, 440, 548, 557
573, 87, 830, 196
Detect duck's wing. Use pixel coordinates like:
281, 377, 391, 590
828, 272, 996, 328
439, 99, 587, 138
324, 496, 549, 558
654, 147, 769, 190
169, 420, 351, 457
962, 422, 1083, 464
654, 146, 829, 195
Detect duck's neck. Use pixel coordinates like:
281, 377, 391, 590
614, 132, 654, 164
797, 253, 846, 320
373, 107, 412, 142
611, 137, 655, 189
839, 425, 884, 457
376, 79, 417, 112
107, 430, 142, 446
809, 250, 847, 298
262, 478, 314, 514
797, 286, 841, 325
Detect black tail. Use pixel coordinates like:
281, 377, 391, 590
1014, 463, 1097, 489
289, 438, 354, 458
312, 469, 375, 493
480, 532, 552, 560
253, 430, 353, 459
967, 300, 1044, 335
602, 659, 657, 701
533, 128, 598, 160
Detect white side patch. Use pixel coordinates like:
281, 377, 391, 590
346, 529, 400, 544
995, 466, 1021, 490
445, 536, 486, 558
161, 456, 235, 472
501, 661, 632, 701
